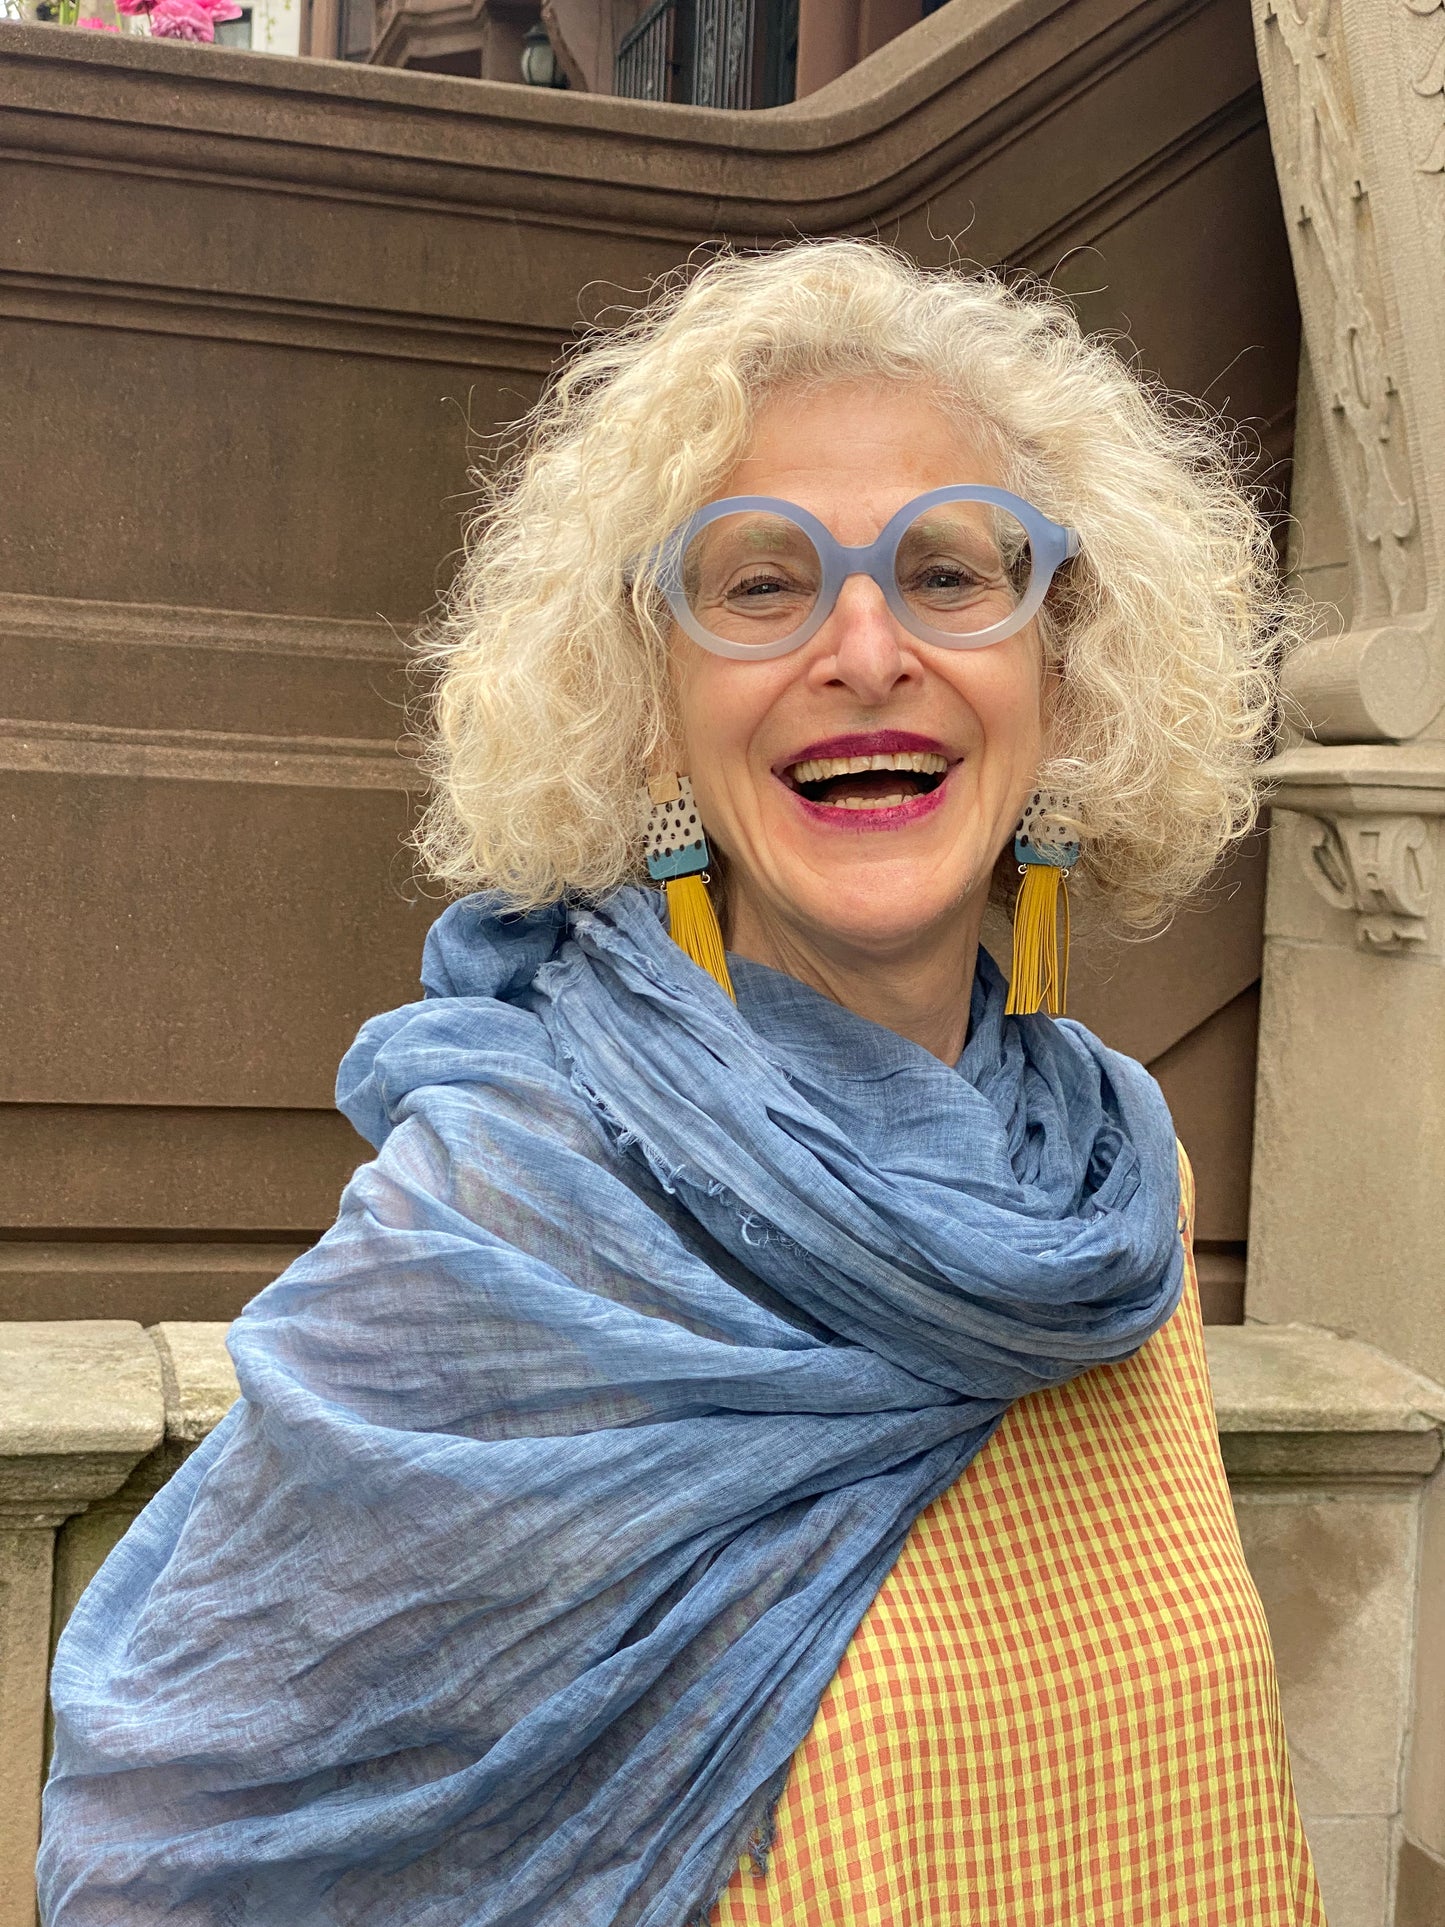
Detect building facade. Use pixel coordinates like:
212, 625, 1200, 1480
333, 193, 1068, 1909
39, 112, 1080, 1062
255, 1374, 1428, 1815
303, 0, 945, 100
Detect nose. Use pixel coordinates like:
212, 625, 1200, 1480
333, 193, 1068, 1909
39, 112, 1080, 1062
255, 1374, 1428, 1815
807, 569, 920, 705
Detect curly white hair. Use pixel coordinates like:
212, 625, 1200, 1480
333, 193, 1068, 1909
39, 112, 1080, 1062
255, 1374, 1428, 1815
415, 240, 1293, 928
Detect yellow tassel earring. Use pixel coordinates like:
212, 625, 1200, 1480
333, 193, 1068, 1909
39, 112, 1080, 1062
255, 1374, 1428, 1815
1005, 789, 1079, 1018
643, 774, 735, 1002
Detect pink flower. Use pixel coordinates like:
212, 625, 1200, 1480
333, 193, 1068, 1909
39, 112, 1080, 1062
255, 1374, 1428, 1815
148, 0, 212, 37
78, 12, 121, 23
147, 0, 239, 36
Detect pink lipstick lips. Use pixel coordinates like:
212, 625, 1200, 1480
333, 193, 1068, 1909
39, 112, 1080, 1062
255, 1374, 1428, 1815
775, 730, 956, 832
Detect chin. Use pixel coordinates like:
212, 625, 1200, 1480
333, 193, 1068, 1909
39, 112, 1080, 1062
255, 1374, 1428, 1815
786, 877, 980, 958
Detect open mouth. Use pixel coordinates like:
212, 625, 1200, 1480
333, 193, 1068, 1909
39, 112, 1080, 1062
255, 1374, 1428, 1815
782, 748, 950, 811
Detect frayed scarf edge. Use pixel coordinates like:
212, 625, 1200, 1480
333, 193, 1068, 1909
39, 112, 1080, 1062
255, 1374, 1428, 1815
682, 1804, 779, 1927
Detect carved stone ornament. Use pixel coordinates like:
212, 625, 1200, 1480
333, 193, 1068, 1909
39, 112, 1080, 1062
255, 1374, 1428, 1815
1305, 812, 1435, 948
1257, 0, 1415, 615
1252, 0, 1445, 741
1270, 741, 1445, 952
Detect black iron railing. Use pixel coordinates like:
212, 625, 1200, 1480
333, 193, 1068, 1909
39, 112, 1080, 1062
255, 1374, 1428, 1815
689, 0, 754, 109
615, 0, 795, 108
616, 0, 679, 102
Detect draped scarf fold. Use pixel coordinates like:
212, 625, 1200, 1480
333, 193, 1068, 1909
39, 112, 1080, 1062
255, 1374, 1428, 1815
40, 888, 1182, 1927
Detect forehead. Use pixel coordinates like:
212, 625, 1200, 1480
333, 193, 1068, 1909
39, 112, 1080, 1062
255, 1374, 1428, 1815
726, 379, 1003, 503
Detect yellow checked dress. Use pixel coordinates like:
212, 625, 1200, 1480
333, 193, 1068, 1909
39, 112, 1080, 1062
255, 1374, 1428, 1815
714, 1153, 1325, 1926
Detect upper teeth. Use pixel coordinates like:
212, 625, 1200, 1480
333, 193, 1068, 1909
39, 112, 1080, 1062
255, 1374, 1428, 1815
789, 750, 948, 784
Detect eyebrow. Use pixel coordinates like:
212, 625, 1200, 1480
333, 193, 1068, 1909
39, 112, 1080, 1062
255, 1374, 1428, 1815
730, 516, 808, 550
903, 514, 999, 552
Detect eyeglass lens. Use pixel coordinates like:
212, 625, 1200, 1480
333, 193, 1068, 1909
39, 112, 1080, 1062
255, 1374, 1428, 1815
678, 502, 1033, 649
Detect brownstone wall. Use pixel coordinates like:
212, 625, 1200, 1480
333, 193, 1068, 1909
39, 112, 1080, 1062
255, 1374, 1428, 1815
0, 0, 1299, 1325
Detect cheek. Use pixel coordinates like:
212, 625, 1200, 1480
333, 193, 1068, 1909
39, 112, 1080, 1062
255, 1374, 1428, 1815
672, 650, 782, 790
675, 672, 738, 795
671, 649, 722, 774
960, 643, 1046, 756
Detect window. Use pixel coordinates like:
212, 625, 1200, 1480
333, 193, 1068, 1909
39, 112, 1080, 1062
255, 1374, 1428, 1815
339, 0, 373, 59
214, 5, 253, 43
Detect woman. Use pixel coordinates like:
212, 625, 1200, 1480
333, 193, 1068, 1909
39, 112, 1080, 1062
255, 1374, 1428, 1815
40, 242, 1323, 1926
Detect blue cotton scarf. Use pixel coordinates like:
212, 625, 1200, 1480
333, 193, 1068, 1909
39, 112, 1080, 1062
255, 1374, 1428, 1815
41, 887, 1183, 1927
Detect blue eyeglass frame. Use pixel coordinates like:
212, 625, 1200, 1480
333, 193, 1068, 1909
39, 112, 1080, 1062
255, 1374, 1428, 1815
657, 484, 1081, 662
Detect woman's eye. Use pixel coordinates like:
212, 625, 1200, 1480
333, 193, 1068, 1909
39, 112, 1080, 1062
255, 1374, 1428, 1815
726, 569, 804, 601
909, 560, 983, 594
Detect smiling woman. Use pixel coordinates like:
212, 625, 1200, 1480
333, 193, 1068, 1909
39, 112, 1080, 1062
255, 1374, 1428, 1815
417, 243, 1282, 942
663, 387, 1062, 1057
39, 243, 1323, 1927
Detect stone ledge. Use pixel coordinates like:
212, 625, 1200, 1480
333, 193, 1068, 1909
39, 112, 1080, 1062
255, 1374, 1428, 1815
0, 1322, 239, 1525
1206, 1323, 1445, 1482
5, 1323, 1444, 1515
0, 1321, 163, 1520
150, 1322, 240, 1445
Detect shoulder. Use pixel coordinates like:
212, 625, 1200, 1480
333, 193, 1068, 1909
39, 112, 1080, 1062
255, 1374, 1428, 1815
337, 895, 573, 1152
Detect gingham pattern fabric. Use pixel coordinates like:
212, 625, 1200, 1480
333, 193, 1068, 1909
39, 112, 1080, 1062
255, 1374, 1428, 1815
714, 1150, 1325, 1926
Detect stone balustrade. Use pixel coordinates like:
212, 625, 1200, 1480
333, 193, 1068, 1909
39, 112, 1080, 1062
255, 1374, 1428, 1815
1208, 1326, 1445, 1925
3, 1321, 1442, 1927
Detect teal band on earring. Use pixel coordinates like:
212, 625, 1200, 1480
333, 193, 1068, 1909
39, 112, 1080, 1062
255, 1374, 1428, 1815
648, 842, 709, 882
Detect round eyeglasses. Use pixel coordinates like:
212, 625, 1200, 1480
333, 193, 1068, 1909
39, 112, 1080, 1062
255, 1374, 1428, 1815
656, 485, 1080, 661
